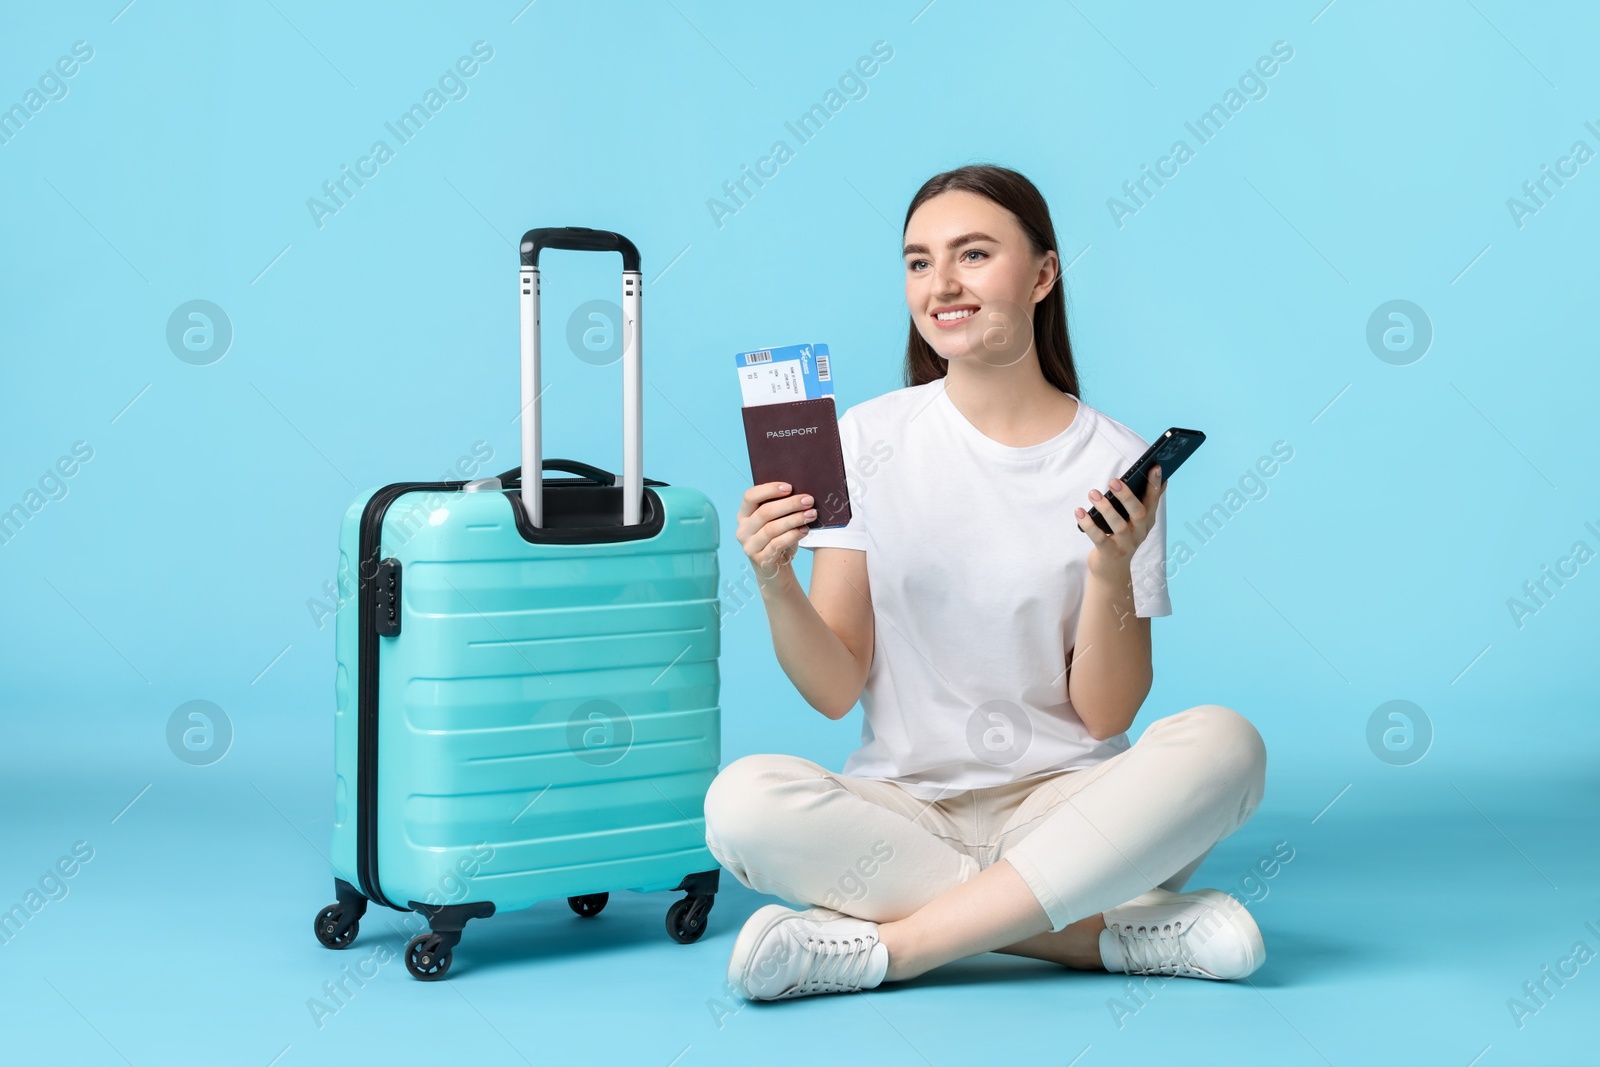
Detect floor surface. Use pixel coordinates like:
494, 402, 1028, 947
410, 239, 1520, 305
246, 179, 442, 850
5, 715, 1596, 1066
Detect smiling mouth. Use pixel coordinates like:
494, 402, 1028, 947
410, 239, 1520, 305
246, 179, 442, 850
933, 308, 977, 322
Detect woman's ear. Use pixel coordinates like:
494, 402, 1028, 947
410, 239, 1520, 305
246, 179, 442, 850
1033, 249, 1060, 303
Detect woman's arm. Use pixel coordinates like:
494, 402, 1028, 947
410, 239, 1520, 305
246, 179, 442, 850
736, 483, 873, 721
1066, 567, 1152, 740
760, 547, 875, 721
1067, 465, 1166, 740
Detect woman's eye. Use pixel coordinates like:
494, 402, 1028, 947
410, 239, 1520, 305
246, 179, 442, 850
907, 250, 985, 271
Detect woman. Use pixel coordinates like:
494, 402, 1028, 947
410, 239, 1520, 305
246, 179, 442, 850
707, 164, 1268, 1001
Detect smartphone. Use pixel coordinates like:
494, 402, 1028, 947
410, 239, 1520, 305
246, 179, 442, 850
1084, 427, 1206, 536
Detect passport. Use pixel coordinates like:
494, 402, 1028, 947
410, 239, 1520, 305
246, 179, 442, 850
740, 396, 852, 528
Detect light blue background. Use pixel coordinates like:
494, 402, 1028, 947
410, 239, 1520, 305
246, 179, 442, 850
3, 1, 1597, 1064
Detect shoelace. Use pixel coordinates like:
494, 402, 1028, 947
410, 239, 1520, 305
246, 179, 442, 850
1113, 919, 1204, 977
788, 928, 879, 995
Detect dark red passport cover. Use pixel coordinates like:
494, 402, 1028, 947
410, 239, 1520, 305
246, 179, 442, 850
740, 397, 852, 528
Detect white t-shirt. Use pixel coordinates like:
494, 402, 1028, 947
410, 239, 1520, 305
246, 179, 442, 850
797, 375, 1172, 800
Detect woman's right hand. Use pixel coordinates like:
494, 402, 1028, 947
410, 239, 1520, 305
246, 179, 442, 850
736, 481, 817, 585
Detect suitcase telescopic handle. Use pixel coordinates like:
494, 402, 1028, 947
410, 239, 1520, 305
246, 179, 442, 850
517, 227, 644, 527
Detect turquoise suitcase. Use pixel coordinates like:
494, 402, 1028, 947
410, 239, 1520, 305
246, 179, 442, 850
313, 228, 722, 981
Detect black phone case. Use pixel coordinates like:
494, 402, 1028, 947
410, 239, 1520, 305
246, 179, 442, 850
1086, 427, 1205, 535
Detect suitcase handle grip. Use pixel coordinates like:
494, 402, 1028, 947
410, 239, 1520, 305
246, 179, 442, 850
496, 459, 614, 488
520, 227, 641, 273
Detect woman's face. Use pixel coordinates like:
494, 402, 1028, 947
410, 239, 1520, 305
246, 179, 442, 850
902, 189, 1057, 368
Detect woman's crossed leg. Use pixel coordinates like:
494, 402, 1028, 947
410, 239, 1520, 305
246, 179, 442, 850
702, 703, 1268, 998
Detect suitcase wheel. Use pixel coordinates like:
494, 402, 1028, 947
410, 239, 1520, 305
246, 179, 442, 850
405, 933, 452, 981
401, 899, 492, 980
666, 894, 715, 944
313, 901, 364, 949
568, 893, 609, 918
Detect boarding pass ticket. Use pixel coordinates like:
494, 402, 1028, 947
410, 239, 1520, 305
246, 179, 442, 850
735, 343, 834, 406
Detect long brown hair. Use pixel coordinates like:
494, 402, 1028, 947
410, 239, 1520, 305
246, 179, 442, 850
901, 165, 1081, 399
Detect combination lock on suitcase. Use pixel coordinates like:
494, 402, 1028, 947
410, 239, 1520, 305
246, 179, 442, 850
312, 227, 722, 981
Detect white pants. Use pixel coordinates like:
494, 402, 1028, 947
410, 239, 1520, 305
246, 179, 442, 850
703, 704, 1267, 933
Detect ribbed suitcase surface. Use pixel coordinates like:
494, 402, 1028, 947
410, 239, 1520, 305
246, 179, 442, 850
330, 478, 720, 904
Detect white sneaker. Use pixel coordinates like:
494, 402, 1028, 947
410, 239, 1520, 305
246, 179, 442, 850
727, 904, 891, 1001
1099, 887, 1265, 980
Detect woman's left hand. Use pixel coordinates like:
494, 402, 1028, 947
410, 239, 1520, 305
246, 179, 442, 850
1074, 465, 1165, 581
